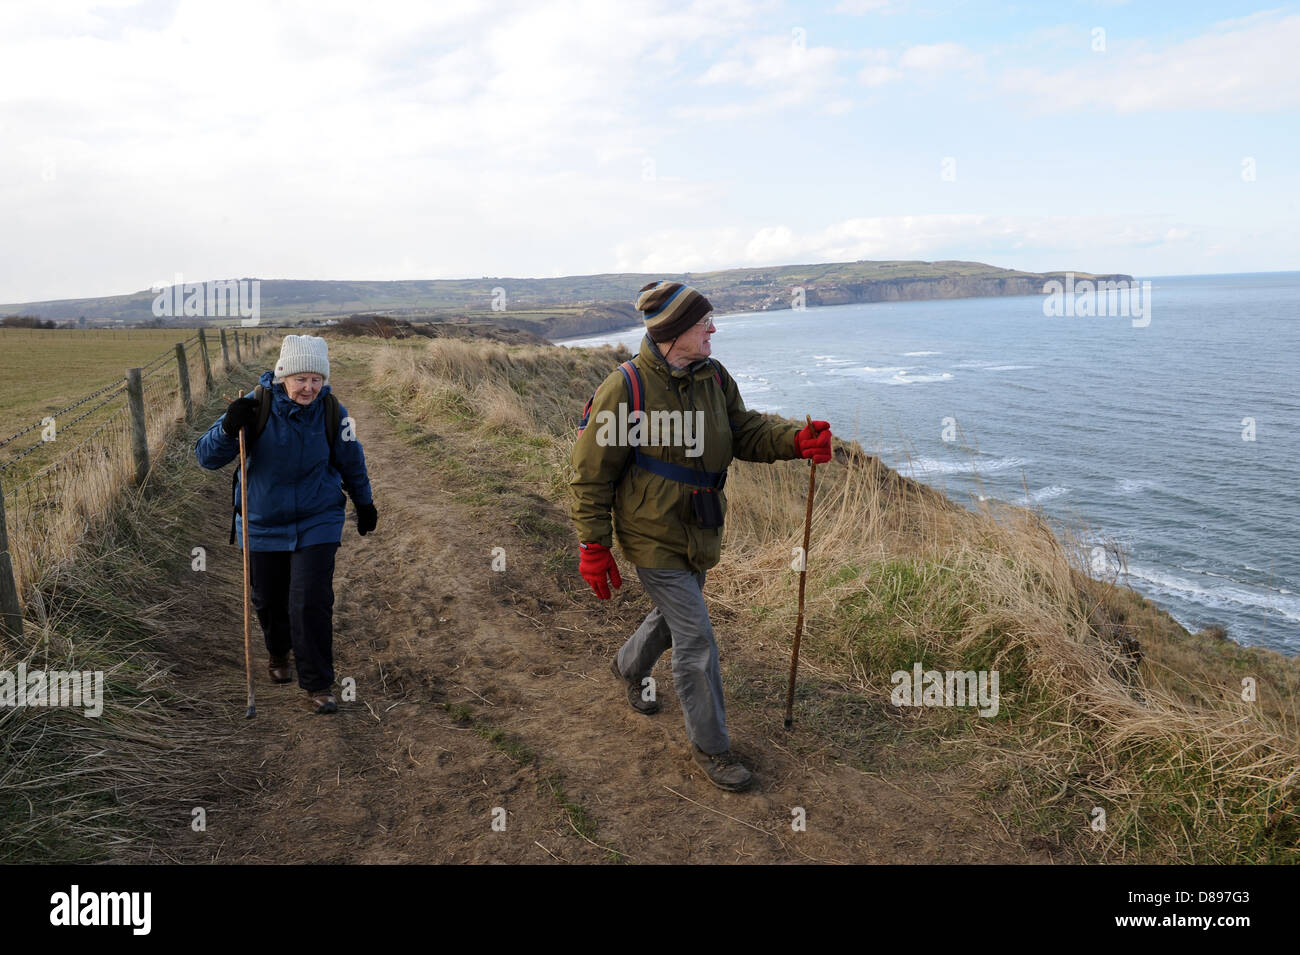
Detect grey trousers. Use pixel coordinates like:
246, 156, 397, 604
615, 566, 730, 755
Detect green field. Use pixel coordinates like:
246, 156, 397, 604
0, 327, 263, 490
0, 328, 191, 426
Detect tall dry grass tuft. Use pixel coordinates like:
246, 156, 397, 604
372, 333, 1300, 862
371, 337, 628, 437
713, 443, 1299, 862
4, 336, 275, 605
1, 339, 271, 862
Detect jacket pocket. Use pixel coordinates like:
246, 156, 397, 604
616, 461, 647, 513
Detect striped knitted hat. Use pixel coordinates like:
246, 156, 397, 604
635, 281, 713, 342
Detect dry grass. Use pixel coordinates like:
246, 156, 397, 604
714, 453, 1300, 861
4, 335, 274, 603
371, 336, 623, 438
0, 341, 271, 862
372, 333, 1300, 863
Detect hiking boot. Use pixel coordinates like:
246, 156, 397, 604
610, 657, 659, 715
307, 689, 337, 714
268, 654, 292, 685
692, 745, 754, 792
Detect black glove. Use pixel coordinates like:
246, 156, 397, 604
221, 396, 260, 438
356, 501, 378, 536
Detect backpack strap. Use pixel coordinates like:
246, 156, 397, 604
578, 360, 642, 436
614, 361, 642, 487
616, 360, 643, 414
578, 395, 595, 435
252, 384, 272, 441
324, 393, 347, 494
632, 451, 726, 488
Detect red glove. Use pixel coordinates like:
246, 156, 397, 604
579, 542, 622, 600
795, 420, 833, 464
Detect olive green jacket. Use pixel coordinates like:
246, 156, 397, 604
569, 335, 800, 572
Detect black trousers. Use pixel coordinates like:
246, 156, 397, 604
248, 543, 339, 692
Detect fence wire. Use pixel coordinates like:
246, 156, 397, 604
0, 378, 127, 451
3, 406, 129, 500
0, 332, 278, 607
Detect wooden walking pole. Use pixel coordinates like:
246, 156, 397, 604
238, 426, 256, 719
784, 415, 819, 729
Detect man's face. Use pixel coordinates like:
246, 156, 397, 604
665, 312, 715, 365
285, 373, 323, 405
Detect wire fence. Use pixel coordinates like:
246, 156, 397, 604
0, 328, 279, 634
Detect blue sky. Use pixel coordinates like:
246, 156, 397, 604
1, 0, 1296, 302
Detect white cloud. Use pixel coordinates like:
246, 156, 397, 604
855, 41, 981, 88
613, 212, 1204, 273
1001, 12, 1300, 113
858, 63, 903, 87
833, 0, 903, 14
898, 42, 981, 71
0, 0, 761, 300
686, 30, 846, 118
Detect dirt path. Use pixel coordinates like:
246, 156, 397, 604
160, 359, 1050, 864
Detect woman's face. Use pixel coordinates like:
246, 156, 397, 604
285, 373, 324, 405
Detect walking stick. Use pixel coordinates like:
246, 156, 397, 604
784, 415, 819, 729
238, 426, 256, 719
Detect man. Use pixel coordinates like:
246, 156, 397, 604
569, 281, 832, 792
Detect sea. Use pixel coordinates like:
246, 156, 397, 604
560, 272, 1300, 655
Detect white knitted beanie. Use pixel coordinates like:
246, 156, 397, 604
274, 335, 330, 383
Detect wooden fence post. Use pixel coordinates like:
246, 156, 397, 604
198, 328, 214, 393
0, 478, 24, 642
126, 368, 149, 485
233, 328, 242, 364
175, 342, 193, 421
219, 328, 230, 370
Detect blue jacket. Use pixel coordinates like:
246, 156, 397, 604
195, 371, 374, 551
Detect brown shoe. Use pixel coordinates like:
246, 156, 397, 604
268, 655, 292, 685
307, 690, 337, 714
691, 745, 754, 792
610, 657, 660, 715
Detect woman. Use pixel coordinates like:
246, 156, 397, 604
195, 334, 377, 714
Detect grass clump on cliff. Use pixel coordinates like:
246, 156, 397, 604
360, 333, 1300, 864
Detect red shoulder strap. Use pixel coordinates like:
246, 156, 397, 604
618, 361, 642, 414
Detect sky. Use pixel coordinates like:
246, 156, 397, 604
1, 0, 1297, 303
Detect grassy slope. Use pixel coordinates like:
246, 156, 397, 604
361, 332, 1300, 864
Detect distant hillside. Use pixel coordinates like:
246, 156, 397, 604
0, 260, 1133, 340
